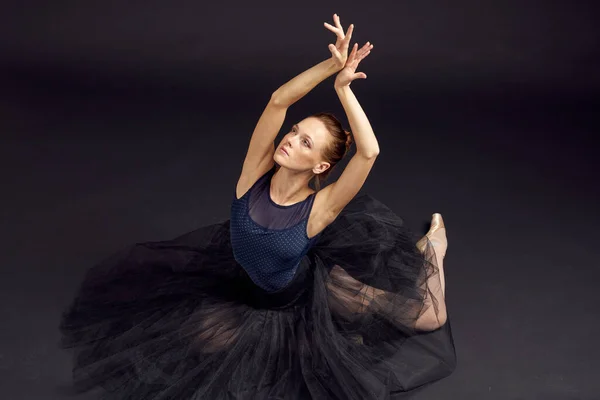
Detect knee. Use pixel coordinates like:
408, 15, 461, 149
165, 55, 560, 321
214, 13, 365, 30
414, 311, 447, 332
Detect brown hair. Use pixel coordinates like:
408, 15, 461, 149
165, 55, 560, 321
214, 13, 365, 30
310, 112, 354, 191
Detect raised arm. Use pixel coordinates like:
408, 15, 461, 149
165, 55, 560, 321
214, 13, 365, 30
320, 41, 379, 217
238, 14, 354, 189
241, 57, 339, 178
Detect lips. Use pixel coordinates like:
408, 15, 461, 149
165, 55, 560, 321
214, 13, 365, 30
280, 147, 289, 156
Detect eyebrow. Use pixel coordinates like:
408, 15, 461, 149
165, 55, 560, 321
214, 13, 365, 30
293, 124, 313, 145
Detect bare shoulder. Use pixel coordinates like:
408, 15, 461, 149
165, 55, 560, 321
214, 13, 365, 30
235, 157, 275, 200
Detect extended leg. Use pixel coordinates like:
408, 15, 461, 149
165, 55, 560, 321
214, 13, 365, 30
414, 213, 448, 330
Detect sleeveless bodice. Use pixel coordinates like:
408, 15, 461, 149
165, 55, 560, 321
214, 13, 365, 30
230, 166, 322, 292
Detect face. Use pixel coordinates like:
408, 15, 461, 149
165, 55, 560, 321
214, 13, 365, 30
274, 117, 331, 174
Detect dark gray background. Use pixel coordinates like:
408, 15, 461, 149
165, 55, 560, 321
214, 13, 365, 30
1, 1, 598, 399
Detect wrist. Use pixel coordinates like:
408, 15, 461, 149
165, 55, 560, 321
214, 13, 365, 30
326, 57, 344, 73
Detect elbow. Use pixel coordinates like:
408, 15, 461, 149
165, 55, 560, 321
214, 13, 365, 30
270, 92, 281, 106
359, 149, 380, 159
270, 91, 286, 108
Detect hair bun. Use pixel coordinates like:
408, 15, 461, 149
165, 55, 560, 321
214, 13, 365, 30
344, 130, 353, 150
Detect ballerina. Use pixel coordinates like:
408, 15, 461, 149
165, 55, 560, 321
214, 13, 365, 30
59, 13, 456, 399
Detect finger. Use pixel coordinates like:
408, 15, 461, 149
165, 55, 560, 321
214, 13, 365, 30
358, 46, 371, 56
323, 22, 339, 34
328, 44, 342, 59
334, 13, 343, 30
325, 23, 345, 41
354, 44, 367, 58
358, 43, 373, 58
340, 28, 354, 51
354, 72, 367, 80
357, 51, 371, 63
344, 24, 354, 43
359, 42, 372, 53
362, 51, 371, 61
348, 42, 358, 60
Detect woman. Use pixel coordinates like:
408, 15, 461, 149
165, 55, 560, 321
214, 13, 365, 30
59, 14, 456, 399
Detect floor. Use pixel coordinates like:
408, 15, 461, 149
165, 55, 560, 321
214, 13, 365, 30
1, 78, 598, 399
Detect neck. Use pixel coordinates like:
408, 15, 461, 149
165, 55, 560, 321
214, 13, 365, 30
271, 167, 314, 204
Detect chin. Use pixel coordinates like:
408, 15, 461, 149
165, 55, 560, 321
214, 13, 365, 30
274, 151, 290, 165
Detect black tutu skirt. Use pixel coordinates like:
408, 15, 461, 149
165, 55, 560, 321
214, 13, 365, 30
59, 194, 456, 399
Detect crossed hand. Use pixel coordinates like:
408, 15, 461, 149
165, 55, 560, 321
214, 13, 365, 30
324, 13, 373, 88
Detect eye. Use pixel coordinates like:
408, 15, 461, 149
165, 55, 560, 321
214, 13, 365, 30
303, 139, 310, 147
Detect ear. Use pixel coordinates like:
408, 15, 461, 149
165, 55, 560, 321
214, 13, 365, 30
313, 162, 331, 175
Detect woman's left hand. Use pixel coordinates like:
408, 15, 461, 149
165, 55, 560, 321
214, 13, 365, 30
334, 42, 373, 88
324, 13, 354, 70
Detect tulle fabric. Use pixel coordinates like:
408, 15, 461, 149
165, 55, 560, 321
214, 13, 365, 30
59, 193, 456, 399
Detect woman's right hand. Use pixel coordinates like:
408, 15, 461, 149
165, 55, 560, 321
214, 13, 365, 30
324, 13, 354, 70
